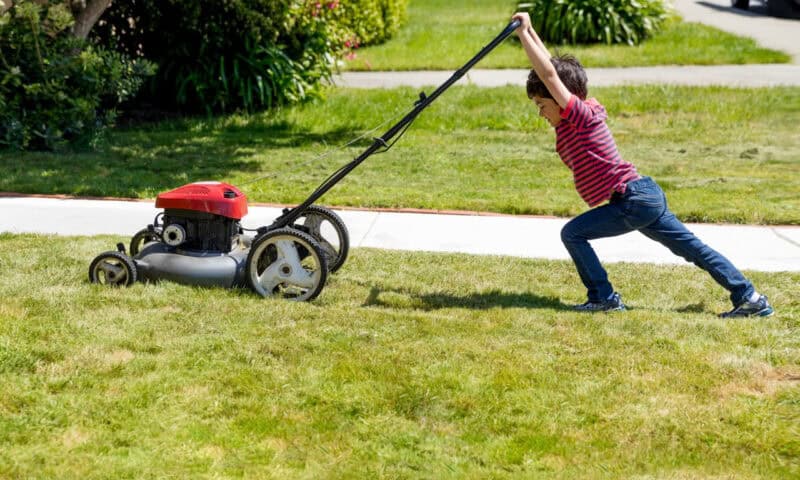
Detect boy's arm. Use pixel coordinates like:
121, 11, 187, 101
512, 12, 572, 109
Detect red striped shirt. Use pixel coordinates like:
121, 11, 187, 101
556, 96, 640, 207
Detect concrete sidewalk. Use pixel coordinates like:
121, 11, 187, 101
2, 196, 799, 272
334, 64, 800, 89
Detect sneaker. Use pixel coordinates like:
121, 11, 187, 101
719, 294, 774, 318
574, 292, 626, 312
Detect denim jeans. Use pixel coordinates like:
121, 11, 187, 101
560, 176, 753, 305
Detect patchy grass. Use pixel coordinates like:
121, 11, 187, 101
341, 0, 789, 71
0, 233, 798, 478
2, 85, 798, 224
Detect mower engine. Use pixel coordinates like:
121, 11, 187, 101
133, 182, 250, 288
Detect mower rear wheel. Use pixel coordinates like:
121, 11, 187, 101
89, 251, 137, 287
129, 228, 161, 256
245, 228, 328, 301
293, 205, 349, 273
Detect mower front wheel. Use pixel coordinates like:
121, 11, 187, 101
89, 251, 137, 287
245, 228, 328, 301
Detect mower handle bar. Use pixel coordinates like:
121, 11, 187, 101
271, 19, 522, 229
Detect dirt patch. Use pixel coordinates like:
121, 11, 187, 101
717, 361, 800, 399
62, 426, 91, 450
102, 349, 135, 367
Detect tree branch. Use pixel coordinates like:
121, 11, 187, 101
71, 0, 111, 39
0, 1, 14, 16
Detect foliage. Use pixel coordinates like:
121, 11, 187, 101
95, 1, 342, 114
516, 0, 670, 45
94, 0, 408, 114
332, 0, 409, 48
0, 1, 154, 150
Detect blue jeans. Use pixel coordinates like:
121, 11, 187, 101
560, 177, 753, 305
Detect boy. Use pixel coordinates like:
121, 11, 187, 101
511, 12, 773, 317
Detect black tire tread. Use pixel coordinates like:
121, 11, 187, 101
245, 227, 328, 301
88, 251, 137, 286
296, 205, 350, 273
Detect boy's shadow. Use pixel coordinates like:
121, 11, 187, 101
362, 286, 573, 311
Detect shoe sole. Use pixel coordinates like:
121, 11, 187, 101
720, 306, 774, 318
573, 305, 626, 313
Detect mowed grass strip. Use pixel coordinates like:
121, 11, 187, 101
0, 233, 798, 478
2, 85, 798, 224
341, 0, 789, 71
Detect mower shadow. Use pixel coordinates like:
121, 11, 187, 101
362, 286, 572, 311
0, 118, 362, 198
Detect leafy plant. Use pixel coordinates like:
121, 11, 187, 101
0, 1, 154, 150
168, 37, 330, 114
95, 1, 345, 114
94, 0, 408, 114
332, 0, 409, 47
517, 0, 670, 45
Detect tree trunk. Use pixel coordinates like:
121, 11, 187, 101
71, 0, 112, 39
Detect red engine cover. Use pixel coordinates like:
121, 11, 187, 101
155, 182, 248, 220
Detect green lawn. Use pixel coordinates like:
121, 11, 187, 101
3, 85, 799, 224
341, 0, 790, 70
0, 234, 798, 478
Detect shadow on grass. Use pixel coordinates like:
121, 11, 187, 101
363, 286, 573, 311
0, 117, 361, 198
674, 303, 708, 314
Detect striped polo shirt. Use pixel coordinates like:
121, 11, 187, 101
556, 95, 640, 207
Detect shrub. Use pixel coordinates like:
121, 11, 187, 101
333, 0, 409, 47
516, 0, 670, 46
0, 1, 154, 150
95, 0, 345, 114
94, 0, 408, 114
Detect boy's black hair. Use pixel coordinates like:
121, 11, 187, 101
526, 54, 588, 101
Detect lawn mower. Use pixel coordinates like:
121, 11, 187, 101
88, 19, 521, 301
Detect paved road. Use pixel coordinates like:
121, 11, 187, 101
673, 0, 800, 63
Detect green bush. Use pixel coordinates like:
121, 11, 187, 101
516, 0, 669, 45
333, 0, 409, 47
95, 0, 408, 114
0, 1, 154, 150
95, 0, 345, 114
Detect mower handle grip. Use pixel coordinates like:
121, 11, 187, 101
506, 18, 522, 35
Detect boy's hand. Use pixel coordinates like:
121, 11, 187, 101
512, 12, 532, 34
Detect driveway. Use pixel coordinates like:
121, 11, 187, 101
672, 0, 800, 62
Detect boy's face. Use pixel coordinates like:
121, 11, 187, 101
532, 96, 562, 127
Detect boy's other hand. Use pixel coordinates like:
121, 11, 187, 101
512, 12, 532, 33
